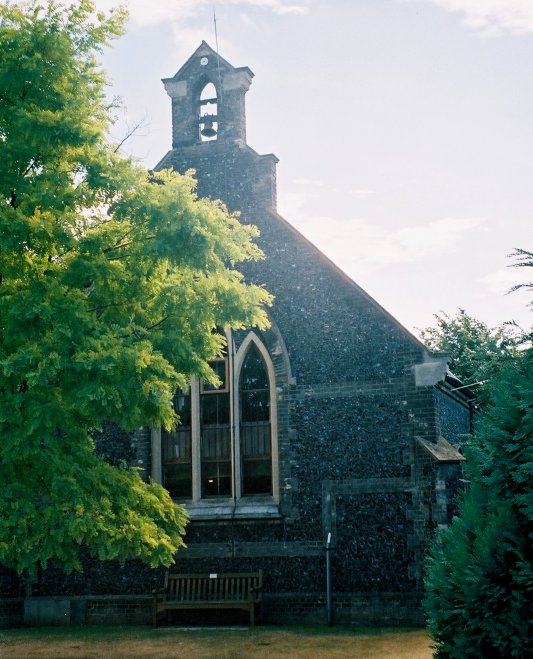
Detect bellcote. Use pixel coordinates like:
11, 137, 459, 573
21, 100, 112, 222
157, 44, 278, 214
162, 42, 254, 149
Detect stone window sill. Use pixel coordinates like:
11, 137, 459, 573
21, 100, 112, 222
183, 501, 281, 520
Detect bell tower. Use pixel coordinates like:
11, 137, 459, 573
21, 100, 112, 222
162, 42, 254, 149
156, 43, 278, 215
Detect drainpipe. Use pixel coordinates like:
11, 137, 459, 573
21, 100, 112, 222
326, 532, 333, 626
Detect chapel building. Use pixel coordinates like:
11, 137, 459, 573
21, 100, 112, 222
144, 42, 469, 625
0, 42, 470, 628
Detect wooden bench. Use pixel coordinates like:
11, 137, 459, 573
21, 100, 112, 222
153, 571, 263, 627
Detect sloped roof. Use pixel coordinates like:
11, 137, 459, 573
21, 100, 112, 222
162, 41, 254, 84
416, 436, 465, 462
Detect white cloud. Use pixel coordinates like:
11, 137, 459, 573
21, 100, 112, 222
279, 186, 484, 274
286, 214, 484, 275
93, 0, 195, 27
401, 0, 533, 36
293, 177, 324, 187
349, 188, 376, 199
277, 191, 310, 218
239, 13, 256, 27
169, 24, 231, 63
290, 181, 375, 198
238, 0, 309, 15
93, 0, 309, 29
393, 217, 483, 256
479, 266, 526, 296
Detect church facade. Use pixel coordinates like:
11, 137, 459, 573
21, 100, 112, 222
0, 43, 470, 628
143, 42, 470, 625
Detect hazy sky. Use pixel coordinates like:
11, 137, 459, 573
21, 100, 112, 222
96, 0, 533, 336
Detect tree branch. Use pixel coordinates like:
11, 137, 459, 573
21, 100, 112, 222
112, 114, 150, 154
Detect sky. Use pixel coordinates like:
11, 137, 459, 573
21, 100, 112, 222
96, 0, 533, 337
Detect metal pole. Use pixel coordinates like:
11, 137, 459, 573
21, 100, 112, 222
326, 532, 333, 626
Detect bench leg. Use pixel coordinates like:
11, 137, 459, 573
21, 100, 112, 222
250, 604, 255, 628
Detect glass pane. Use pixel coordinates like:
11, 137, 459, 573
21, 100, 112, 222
242, 458, 272, 495
202, 359, 227, 391
240, 346, 270, 422
174, 390, 191, 426
162, 430, 192, 499
201, 426, 230, 459
163, 431, 192, 461
200, 384, 231, 496
202, 460, 232, 497
240, 422, 271, 457
241, 390, 269, 422
164, 462, 192, 499
241, 346, 268, 391
201, 392, 230, 425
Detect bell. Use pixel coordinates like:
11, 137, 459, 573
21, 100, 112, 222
200, 116, 217, 138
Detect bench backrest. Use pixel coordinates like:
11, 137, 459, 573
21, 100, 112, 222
164, 571, 263, 603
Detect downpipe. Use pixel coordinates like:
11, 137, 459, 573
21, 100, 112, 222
326, 532, 333, 626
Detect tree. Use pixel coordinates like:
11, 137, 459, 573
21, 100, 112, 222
0, 1, 271, 574
424, 252, 533, 658
424, 347, 533, 658
419, 309, 520, 407
508, 248, 533, 305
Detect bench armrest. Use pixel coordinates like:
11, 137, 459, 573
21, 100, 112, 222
248, 585, 263, 602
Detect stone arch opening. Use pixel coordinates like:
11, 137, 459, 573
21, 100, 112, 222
198, 82, 218, 142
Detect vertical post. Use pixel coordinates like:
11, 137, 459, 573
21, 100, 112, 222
326, 531, 333, 626
191, 378, 201, 502
228, 329, 239, 503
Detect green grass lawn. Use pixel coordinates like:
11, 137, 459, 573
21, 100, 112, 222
0, 625, 434, 658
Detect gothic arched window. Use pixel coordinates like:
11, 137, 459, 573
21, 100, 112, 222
239, 345, 272, 495
158, 331, 278, 509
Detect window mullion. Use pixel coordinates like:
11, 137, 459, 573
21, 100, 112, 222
230, 333, 241, 501
191, 377, 201, 502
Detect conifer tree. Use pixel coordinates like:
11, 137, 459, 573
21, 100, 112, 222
424, 261, 533, 658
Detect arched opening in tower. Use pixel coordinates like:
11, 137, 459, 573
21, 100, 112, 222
198, 82, 218, 142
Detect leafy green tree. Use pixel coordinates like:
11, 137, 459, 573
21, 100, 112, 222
0, 1, 271, 574
424, 346, 533, 658
419, 309, 519, 407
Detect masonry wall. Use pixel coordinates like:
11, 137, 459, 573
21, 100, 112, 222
435, 388, 472, 446
153, 141, 446, 625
